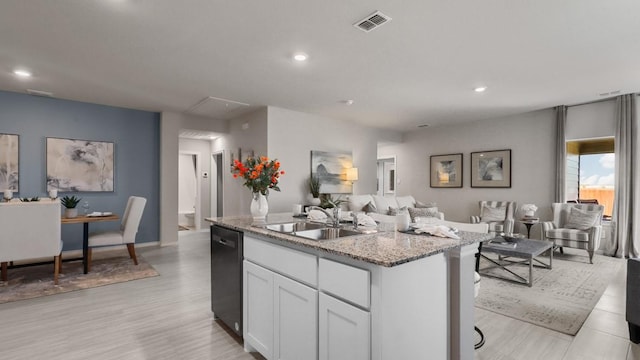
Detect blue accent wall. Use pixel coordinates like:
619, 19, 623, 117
0, 90, 160, 250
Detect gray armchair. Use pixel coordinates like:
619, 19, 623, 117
541, 203, 603, 264
470, 201, 517, 234
627, 258, 640, 344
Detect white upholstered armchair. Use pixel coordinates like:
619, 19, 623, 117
0, 200, 63, 284
470, 201, 517, 234
541, 203, 604, 264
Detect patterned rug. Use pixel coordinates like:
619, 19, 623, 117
0, 251, 159, 304
476, 249, 622, 335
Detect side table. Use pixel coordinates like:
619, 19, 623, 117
521, 218, 539, 238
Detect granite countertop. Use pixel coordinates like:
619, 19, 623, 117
206, 213, 492, 267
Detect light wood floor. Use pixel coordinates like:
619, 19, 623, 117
475, 249, 640, 360
0, 231, 638, 359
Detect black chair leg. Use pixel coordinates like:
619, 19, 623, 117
475, 326, 485, 349
630, 323, 640, 344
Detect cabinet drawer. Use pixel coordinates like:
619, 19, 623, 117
319, 258, 370, 308
245, 236, 317, 287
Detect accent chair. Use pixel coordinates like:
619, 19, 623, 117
541, 203, 604, 264
470, 201, 517, 234
87, 196, 147, 271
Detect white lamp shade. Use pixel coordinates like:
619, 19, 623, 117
346, 168, 359, 181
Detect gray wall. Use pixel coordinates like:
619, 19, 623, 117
0, 90, 160, 250
267, 106, 402, 213
379, 109, 557, 235
212, 108, 269, 216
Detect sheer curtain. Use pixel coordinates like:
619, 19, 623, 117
612, 94, 639, 258
555, 106, 567, 203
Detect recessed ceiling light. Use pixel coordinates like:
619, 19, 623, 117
13, 69, 32, 78
343, 99, 354, 106
474, 86, 487, 93
293, 53, 308, 62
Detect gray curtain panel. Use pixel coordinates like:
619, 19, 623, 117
555, 106, 567, 203
611, 94, 639, 258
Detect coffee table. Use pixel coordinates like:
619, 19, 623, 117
477, 237, 553, 287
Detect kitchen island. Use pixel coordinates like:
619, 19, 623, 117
206, 213, 491, 360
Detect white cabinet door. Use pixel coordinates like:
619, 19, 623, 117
319, 293, 370, 360
244, 260, 274, 359
274, 274, 318, 360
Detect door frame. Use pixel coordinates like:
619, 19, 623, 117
211, 150, 225, 218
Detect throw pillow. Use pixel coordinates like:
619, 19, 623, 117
415, 200, 437, 208
362, 201, 377, 213
565, 207, 600, 230
387, 206, 408, 216
480, 205, 506, 222
407, 207, 439, 222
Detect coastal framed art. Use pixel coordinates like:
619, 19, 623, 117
46, 137, 115, 192
430, 153, 462, 188
310, 150, 353, 194
0, 133, 19, 192
471, 149, 511, 188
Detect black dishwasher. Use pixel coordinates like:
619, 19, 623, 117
211, 224, 243, 337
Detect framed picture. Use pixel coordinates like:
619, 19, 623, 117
471, 149, 511, 188
430, 153, 463, 188
310, 150, 353, 194
239, 148, 254, 163
0, 133, 19, 191
46, 137, 115, 192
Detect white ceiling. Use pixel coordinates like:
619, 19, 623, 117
1, 0, 639, 131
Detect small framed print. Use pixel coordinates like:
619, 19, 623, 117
430, 153, 463, 188
471, 149, 511, 188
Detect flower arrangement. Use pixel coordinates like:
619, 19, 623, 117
232, 156, 285, 196
521, 204, 538, 212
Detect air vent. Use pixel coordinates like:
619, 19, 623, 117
353, 11, 392, 33
26, 89, 53, 97
186, 96, 251, 119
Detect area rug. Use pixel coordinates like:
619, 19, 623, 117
0, 252, 159, 304
475, 250, 622, 335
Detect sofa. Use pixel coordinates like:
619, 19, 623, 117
347, 194, 444, 223
0, 199, 63, 284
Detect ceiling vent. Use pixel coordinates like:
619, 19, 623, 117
186, 96, 251, 119
353, 11, 392, 32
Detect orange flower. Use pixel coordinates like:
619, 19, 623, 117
280, 170, 285, 175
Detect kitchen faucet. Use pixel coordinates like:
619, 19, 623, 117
309, 206, 341, 228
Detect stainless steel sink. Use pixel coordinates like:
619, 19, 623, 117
265, 222, 327, 233
263, 221, 369, 241
293, 227, 362, 241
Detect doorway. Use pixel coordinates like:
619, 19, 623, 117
377, 156, 396, 196
211, 151, 224, 218
178, 152, 201, 231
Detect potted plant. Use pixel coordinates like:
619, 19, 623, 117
61, 195, 81, 218
308, 175, 321, 206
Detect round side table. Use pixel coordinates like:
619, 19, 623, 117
521, 218, 539, 238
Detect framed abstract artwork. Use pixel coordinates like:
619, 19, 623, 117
430, 153, 463, 188
471, 149, 511, 188
310, 150, 353, 194
0, 133, 19, 191
46, 137, 115, 192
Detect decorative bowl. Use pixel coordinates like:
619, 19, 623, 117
502, 233, 526, 242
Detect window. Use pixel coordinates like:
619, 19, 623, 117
566, 138, 615, 217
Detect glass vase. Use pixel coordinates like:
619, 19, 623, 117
251, 192, 269, 221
